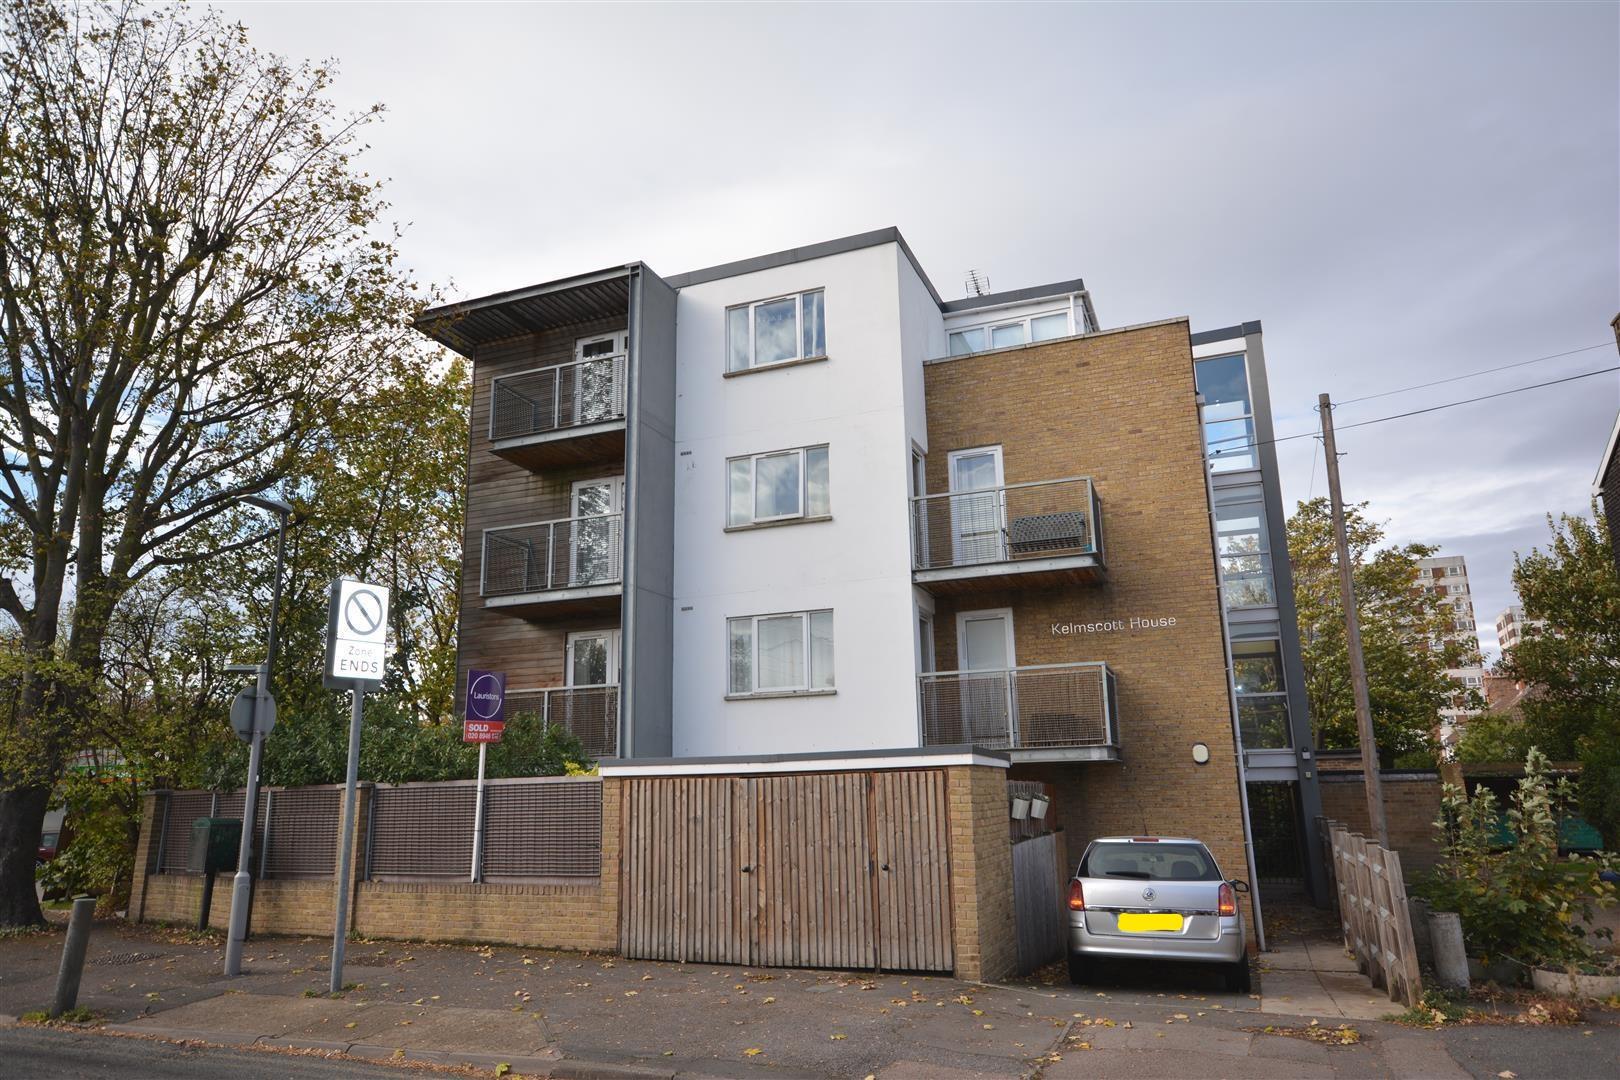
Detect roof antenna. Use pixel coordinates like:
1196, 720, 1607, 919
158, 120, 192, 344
964, 270, 990, 298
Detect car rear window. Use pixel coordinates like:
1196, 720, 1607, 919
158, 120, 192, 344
1079, 842, 1221, 881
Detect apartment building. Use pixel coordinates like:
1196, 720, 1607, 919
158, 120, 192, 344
1493, 603, 1546, 657
416, 227, 1325, 914
1416, 555, 1485, 748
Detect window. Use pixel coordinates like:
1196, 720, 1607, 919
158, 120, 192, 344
1215, 500, 1275, 608
947, 310, 1074, 356
727, 610, 834, 695
1233, 639, 1290, 749
726, 445, 830, 527
726, 290, 826, 372
1195, 353, 1256, 472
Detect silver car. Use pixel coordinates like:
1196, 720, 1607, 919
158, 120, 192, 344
1067, 836, 1251, 992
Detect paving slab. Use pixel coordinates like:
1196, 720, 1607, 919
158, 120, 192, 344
1257, 968, 1345, 1018
1303, 941, 1361, 974
876, 1061, 1018, 1080
1044, 1046, 1339, 1079
1260, 943, 1318, 972
895, 1009, 1064, 1060
1316, 971, 1400, 1021
112, 992, 338, 1040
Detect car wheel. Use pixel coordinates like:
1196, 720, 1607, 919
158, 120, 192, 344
1067, 953, 1087, 986
1223, 959, 1251, 994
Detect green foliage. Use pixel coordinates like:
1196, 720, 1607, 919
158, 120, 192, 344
1286, 498, 1467, 765
1416, 748, 1618, 967
1455, 710, 1539, 766
33, 774, 137, 910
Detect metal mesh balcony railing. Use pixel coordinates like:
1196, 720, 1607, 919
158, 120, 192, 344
918, 662, 1117, 751
482, 513, 622, 596
506, 685, 619, 759
490, 354, 627, 442
910, 477, 1100, 572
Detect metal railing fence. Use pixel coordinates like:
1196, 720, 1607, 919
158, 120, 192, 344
918, 662, 1117, 750
506, 685, 620, 759
490, 353, 627, 441
910, 476, 1100, 571
482, 513, 623, 596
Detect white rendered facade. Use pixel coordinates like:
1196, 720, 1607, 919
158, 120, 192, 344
1493, 604, 1545, 657
1417, 554, 1484, 744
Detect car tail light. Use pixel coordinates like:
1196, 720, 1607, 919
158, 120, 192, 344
1068, 879, 1086, 911
1218, 882, 1237, 917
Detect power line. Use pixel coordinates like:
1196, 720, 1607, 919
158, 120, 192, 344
1209, 363, 1620, 463
1335, 342, 1613, 406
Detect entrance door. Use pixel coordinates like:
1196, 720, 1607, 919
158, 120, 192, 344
569, 477, 623, 587
948, 447, 1005, 565
573, 332, 627, 424
957, 608, 1015, 671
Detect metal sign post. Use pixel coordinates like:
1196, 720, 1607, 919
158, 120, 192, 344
323, 577, 390, 995
464, 670, 505, 883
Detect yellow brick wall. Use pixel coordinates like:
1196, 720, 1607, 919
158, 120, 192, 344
925, 321, 1253, 939
946, 764, 1016, 982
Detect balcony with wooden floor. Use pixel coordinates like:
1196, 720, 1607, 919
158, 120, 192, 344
487, 352, 627, 470
918, 661, 1119, 762
910, 476, 1105, 593
481, 512, 623, 618
506, 685, 620, 759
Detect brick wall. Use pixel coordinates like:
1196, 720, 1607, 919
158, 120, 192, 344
946, 764, 1016, 982
1319, 772, 1443, 874
925, 321, 1253, 939
134, 779, 622, 954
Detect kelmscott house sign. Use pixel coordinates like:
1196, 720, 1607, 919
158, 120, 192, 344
1051, 615, 1178, 635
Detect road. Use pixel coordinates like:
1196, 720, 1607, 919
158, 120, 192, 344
0, 1026, 431, 1079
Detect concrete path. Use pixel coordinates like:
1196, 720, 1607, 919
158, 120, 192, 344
1259, 939, 1399, 1021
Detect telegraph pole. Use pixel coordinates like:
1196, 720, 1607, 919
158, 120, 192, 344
1318, 393, 1389, 847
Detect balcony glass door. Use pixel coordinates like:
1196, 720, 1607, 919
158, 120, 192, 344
954, 608, 1015, 746
948, 447, 1006, 565
570, 477, 623, 587
957, 609, 1015, 671
574, 332, 626, 425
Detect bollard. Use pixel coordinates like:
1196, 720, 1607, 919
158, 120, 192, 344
1428, 909, 1470, 991
50, 896, 97, 1017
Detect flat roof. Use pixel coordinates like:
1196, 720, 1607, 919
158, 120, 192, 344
1189, 321, 1263, 346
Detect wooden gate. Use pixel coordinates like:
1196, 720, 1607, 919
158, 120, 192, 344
1011, 832, 1064, 973
620, 770, 954, 972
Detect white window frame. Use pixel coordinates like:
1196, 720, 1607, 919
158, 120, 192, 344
574, 331, 628, 362
571, 475, 624, 518
726, 289, 826, 372
726, 444, 829, 527
565, 629, 621, 688
726, 609, 835, 697
946, 308, 1073, 356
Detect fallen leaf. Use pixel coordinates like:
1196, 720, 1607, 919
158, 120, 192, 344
972, 1008, 985, 1016
345, 1022, 357, 1030
1498, 1073, 1517, 1079
763, 996, 776, 1004
494, 1065, 511, 1078
743, 1048, 763, 1057
831, 1033, 847, 1041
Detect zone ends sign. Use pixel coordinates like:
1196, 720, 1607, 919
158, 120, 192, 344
323, 578, 391, 689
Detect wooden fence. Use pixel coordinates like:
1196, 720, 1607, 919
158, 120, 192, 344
1011, 831, 1064, 973
1325, 820, 1423, 1007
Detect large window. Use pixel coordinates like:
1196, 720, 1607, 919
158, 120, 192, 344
1215, 499, 1275, 608
727, 610, 834, 696
726, 445, 830, 527
726, 290, 826, 372
948, 311, 1071, 356
1233, 639, 1290, 749
1195, 353, 1256, 472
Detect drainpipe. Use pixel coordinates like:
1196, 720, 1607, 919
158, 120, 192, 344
1199, 395, 1267, 952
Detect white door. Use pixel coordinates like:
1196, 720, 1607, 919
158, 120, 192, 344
573, 332, 627, 424
566, 629, 621, 687
948, 447, 1005, 565
956, 609, 1015, 671
569, 477, 623, 586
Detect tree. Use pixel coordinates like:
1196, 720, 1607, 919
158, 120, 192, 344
1287, 497, 1475, 766
0, 0, 420, 926
1500, 508, 1620, 848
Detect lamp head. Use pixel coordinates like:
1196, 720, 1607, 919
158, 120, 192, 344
242, 494, 295, 516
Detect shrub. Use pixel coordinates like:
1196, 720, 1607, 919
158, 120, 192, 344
1416, 747, 1618, 968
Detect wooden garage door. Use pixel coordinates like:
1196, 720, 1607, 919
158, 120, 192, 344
619, 770, 954, 972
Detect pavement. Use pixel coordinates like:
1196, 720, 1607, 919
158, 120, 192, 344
2, 916, 1617, 1078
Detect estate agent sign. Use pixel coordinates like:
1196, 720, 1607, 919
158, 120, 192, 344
464, 669, 507, 743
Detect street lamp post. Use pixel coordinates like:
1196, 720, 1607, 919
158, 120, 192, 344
224, 495, 294, 978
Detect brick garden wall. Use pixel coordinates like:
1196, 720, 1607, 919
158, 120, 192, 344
946, 764, 1017, 982
134, 778, 622, 953
925, 320, 1254, 938
1319, 772, 1444, 874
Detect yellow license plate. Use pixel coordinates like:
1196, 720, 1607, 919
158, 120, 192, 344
1118, 913, 1184, 933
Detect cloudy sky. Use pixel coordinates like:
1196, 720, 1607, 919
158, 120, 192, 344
227, 1, 1619, 657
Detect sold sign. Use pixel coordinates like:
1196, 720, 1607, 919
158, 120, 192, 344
463, 670, 506, 743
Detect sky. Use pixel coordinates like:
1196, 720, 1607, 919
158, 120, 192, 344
225, 1, 1620, 659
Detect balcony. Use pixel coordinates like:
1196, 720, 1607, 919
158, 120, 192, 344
481, 513, 622, 617
507, 685, 619, 759
918, 662, 1119, 762
910, 477, 1104, 593
488, 353, 627, 469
